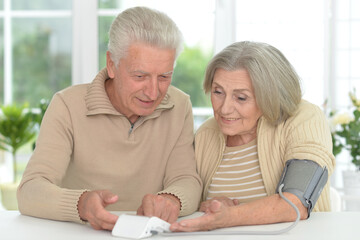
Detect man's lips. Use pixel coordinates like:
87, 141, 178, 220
137, 98, 155, 107
139, 99, 154, 103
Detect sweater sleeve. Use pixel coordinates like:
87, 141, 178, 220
17, 93, 86, 223
158, 98, 202, 216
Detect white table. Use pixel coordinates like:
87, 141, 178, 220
0, 211, 358, 240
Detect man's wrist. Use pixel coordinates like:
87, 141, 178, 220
159, 193, 181, 210
77, 190, 90, 222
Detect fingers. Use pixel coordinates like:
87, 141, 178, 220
209, 200, 223, 212
137, 194, 180, 223
171, 214, 213, 232
88, 211, 119, 230
77, 190, 119, 230
171, 200, 228, 232
199, 200, 210, 212
139, 194, 156, 217
160, 194, 181, 223
136, 205, 144, 216
100, 190, 119, 205
200, 197, 237, 212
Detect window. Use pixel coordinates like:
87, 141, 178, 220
234, 0, 325, 107
329, 0, 360, 188
0, 0, 358, 128
0, 0, 72, 107
0, 0, 72, 183
332, 0, 360, 109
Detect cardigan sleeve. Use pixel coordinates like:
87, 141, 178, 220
282, 102, 335, 174
284, 102, 335, 212
258, 101, 335, 211
279, 101, 335, 211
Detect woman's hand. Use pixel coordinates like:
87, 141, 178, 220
170, 200, 234, 232
200, 197, 239, 213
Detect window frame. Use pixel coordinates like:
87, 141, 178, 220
0, 0, 73, 104
0, 0, 354, 108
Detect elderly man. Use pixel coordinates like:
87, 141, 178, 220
17, 6, 202, 230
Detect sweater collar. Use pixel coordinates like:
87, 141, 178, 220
85, 68, 174, 116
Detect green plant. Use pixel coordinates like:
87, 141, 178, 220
330, 89, 360, 170
32, 98, 50, 150
172, 45, 212, 107
0, 103, 37, 182
34, 98, 49, 125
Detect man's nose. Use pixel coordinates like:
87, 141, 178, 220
144, 77, 159, 100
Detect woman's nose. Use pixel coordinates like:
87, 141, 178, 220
220, 96, 234, 115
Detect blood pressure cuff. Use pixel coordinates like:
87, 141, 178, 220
276, 159, 328, 217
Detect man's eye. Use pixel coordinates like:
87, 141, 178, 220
159, 75, 171, 80
133, 75, 145, 80
213, 90, 222, 94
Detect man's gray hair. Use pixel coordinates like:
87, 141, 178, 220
108, 6, 184, 66
204, 41, 302, 125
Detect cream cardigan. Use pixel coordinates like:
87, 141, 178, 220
195, 100, 335, 211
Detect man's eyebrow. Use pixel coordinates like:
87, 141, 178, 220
161, 71, 173, 75
130, 70, 173, 75
131, 70, 148, 74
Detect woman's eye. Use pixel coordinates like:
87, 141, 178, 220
237, 96, 247, 101
213, 90, 222, 95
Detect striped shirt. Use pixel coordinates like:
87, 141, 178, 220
207, 138, 267, 203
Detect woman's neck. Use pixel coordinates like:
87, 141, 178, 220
226, 132, 257, 147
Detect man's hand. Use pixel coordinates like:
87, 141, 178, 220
200, 196, 238, 213
136, 193, 181, 223
77, 190, 119, 230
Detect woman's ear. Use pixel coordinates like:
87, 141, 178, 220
106, 51, 115, 78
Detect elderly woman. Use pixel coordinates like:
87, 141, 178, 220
171, 41, 335, 232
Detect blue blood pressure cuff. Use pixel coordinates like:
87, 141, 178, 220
276, 159, 328, 216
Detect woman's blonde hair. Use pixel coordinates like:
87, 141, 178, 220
204, 41, 302, 125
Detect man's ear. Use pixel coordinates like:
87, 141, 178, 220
106, 51, 115, 78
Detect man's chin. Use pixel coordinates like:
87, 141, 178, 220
134, 99, 162, 116
136, 108, 157, 117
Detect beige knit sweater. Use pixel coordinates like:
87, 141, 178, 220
195, 100, 335, 211
17, 68, 202, 223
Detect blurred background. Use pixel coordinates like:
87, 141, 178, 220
0, 0, 359, 210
